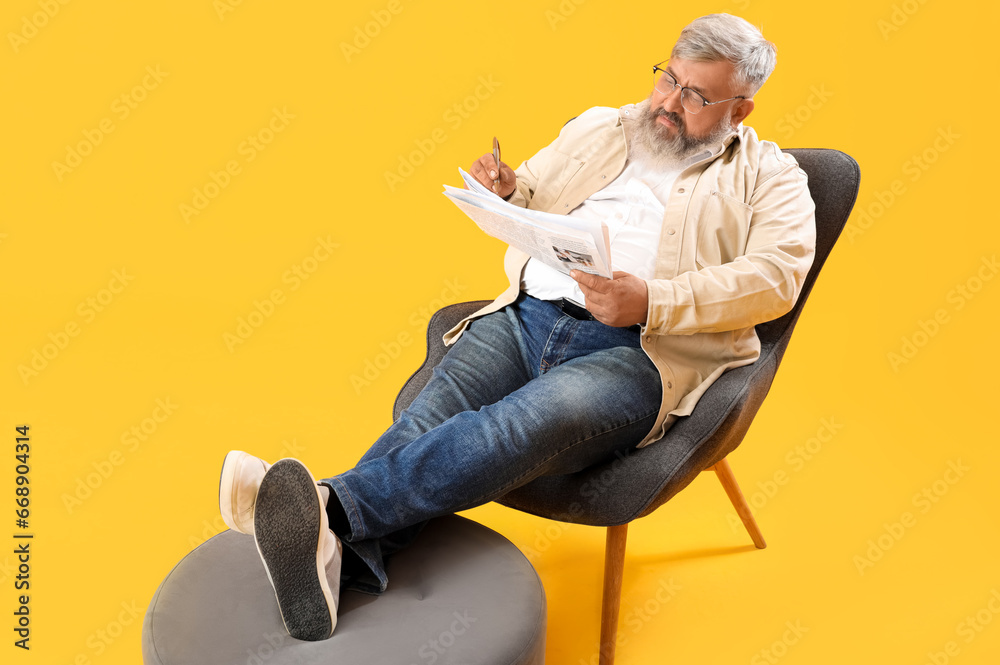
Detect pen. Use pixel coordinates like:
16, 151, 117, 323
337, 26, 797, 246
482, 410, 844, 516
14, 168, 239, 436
492, 136, 501, 194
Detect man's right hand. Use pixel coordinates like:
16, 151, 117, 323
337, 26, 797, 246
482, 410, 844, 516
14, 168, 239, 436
469, 153, 516, 199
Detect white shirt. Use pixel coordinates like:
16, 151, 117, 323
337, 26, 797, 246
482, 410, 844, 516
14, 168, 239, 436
521, 157, 680, 302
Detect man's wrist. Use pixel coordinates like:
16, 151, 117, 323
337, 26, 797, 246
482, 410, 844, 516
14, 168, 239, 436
502, 181, 517, 201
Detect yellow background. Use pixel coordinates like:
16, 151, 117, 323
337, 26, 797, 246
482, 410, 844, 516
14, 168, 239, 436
2, 0, 998, 663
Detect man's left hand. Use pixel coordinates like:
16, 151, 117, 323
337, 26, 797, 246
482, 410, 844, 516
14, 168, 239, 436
570, 270, 649, 328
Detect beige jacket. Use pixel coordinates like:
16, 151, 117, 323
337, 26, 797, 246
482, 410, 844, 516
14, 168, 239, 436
444, 101, 816, 447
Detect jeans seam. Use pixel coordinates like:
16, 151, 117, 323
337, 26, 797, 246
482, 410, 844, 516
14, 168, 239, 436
538, 316, 578, 374
508, 306, 534, 386
552, 320, 578, 368
537, 318, 561, 375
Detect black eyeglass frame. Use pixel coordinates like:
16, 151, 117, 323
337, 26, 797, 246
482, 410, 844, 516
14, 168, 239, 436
651, 61, 746, 114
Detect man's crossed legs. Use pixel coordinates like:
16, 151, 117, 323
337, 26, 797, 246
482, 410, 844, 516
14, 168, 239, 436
219, 293, 662, 640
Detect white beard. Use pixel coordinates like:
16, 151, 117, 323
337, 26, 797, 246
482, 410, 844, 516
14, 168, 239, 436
629, 98, 735, 171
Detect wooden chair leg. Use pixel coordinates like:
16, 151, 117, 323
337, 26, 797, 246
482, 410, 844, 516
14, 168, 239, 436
712, 457, 767, 549
599, 523, 628, 665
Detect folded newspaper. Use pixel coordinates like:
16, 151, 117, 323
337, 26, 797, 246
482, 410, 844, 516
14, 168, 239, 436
443, 168, 612, 278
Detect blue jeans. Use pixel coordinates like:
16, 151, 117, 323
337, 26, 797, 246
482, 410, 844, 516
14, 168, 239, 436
320, 293, 662, 594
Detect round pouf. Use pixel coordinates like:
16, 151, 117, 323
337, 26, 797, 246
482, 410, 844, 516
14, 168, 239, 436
142, 515, 546, 665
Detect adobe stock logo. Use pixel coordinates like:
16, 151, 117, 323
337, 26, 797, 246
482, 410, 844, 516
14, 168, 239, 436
406, 611, 477, 665
350, 278, 466, 393
18, 268, 134, 385
877, 0, 931, 40
180, 107, 295, 223
384, 77, 502, 192
224, 236, 338, 352
62, 398, 179, 514
7, 0, 73, 53
724, 417, 844, 534
51, 66, 169, 182
578, 577, 682, 665
853, 459, 970, 575
887, 255, 998, 372
80, 600, 143, 658
774, 85, 833, 140
750, 621, 809, 665
340, 0, 408, 63
213, 0, 250, 21
544, 0, 590, 30
845, 126, 959, 243
923, 588, 1000, 665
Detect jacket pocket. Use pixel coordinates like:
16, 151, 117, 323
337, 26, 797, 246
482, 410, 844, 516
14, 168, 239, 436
695, 190, 753, 269
527, 151, 586, 212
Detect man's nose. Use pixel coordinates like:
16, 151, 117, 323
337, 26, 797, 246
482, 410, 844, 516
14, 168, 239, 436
658, 86, 685, 115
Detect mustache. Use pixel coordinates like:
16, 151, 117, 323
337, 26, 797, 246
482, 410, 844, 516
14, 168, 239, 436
652, 107, 685, 133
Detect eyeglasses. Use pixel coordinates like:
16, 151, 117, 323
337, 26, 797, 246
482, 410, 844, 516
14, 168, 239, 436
652, 61, 745, 115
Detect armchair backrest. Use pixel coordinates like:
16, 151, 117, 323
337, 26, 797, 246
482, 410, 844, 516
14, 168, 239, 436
756, 149, 861, 361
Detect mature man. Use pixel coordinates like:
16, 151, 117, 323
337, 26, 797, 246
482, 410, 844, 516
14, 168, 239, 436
219, 13, 815, 641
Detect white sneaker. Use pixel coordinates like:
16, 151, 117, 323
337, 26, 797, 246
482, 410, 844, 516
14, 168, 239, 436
253, 458, 342, 641
219, 450, 272, 535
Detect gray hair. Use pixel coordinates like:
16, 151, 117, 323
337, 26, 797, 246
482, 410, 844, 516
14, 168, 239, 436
670, 14, 777, 97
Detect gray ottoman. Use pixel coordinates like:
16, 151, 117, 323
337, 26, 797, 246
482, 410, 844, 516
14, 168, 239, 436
142, 515, 546, 664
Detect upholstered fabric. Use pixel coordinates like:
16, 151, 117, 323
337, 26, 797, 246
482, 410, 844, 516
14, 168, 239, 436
142, 515, 546, 665
393, 148, 860, 527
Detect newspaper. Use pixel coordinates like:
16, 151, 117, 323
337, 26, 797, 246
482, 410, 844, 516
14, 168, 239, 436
443, 168, 612, 279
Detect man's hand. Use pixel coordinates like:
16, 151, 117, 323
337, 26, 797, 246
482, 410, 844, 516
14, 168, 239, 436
570, 270, 649, 328
469, 153, 516, 199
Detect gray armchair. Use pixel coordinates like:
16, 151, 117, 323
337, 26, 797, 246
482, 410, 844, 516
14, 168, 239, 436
394, 149, 860, 665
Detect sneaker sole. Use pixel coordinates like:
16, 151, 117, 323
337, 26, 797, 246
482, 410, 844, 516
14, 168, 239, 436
219, 450, 254, 534
254, 458, 335, 641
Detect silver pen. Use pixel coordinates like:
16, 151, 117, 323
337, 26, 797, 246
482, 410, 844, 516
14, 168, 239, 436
492, 136, 501, 194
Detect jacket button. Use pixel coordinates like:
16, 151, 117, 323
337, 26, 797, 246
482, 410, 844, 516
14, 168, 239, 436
602, 175, 607, 179
677, 187, 685, 193
667, 381, 673, 389
667, 229, 675, 235
644, 335, 652, 343
564, 204, 569, 208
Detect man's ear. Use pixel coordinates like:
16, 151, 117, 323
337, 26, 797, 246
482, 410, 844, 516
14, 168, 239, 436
731, 98, 755, 127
